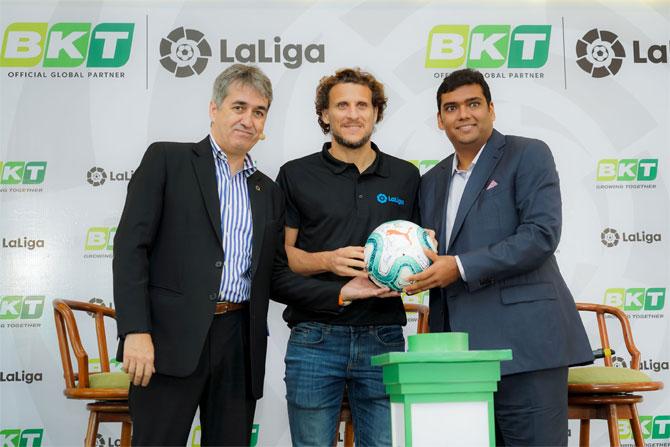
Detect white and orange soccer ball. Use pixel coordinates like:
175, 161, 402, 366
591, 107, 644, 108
364, 220, 437, 292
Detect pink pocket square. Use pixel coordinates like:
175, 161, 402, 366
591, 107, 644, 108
486, 179, 498, 191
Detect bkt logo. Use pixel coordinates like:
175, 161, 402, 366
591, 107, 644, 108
85, 227, 116, 251
577, 28, 670, 78
0, 162, 46, 184
190, 424, 259, 446
86, 167, 133, 187
0, 429, 43, 447
604, 288, 665, 311
1, 22, 134, 68
596, 159, 658, 181
0, 296, 44, 320
408, 159, 439, 175
425, 25, 551, 69
619, 415, 670, 440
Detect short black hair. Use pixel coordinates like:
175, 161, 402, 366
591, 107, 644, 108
436, 69, 491, 111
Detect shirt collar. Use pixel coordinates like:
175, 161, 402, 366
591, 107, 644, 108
451, 143, 486, 175
320, 141, 389, 177
209, 134, 257, 177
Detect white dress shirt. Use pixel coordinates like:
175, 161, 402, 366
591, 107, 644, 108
445, 145, 486, 281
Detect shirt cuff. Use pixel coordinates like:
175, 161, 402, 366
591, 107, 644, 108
455, 255, 466, 281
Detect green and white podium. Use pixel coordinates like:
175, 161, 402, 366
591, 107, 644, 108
371, 333, 512, 447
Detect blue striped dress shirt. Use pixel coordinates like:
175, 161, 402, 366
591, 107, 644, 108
210, 135, 256, 303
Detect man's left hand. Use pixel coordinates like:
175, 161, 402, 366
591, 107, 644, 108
404, 249, 460, 294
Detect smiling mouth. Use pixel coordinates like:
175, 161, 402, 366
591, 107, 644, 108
457, 124, 476, 131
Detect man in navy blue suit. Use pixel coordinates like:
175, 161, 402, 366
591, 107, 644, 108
405, 69, 593, 446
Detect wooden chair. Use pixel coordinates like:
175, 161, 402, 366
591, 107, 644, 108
569, 303, 663, 447
335, 303, 430, 447
53, 299, 132, 447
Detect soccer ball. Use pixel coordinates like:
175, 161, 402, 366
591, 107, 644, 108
364, 220, 437, 292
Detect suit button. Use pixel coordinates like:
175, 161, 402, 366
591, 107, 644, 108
215, 261, 223, 268
209, 293, 218, 301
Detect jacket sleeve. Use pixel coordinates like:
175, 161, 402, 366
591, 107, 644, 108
458, 140, 562, 292
112, 143, 166, 336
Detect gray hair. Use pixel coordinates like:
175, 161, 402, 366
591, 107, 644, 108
211, 64, 273, 107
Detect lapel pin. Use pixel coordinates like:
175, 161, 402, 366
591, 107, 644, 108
255, 184, 262, 191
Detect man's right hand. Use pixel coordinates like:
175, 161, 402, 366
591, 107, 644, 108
122, 333, 155, 387
325, 246, 368, 277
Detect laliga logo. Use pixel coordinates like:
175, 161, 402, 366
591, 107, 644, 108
576, 29, 625, 78
601, 227, 620, 247
159, 27, 212, 78
87, 167, 107, 186
86, 167, 133, 187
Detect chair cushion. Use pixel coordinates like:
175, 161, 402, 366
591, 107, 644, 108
89, 372, 130, 389
569, 366, 652, 384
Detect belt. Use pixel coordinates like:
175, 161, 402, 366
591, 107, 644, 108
214, 301, 246, 315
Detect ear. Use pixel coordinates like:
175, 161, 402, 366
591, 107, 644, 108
321, 109, 331, 125
372, 106, 379, 123
489, 101, 496, 122
437, 111, 445, 131
208, 101, 218, 122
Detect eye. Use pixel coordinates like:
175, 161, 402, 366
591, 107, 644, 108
254, 110, 266, 118
232, 105, 244, 112
337, 103, 347, 110
444, 105, 456, 112
469, 101, 480, 109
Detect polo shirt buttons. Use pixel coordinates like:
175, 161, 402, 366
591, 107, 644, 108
358, 194, 363, 199
208, 293, 218, 301
215, 261, 223, 268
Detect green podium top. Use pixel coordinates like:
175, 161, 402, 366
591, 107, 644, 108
372, 332, 512, 366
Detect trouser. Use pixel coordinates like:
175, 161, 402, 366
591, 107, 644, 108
494, 366, 569, 447
129, 309, 256, 446
284, 322, 405, 447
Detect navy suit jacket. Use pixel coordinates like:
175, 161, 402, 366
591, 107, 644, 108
419, 129, 593, 375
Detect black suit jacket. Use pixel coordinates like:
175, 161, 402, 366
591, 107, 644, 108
113, 136, 340, 399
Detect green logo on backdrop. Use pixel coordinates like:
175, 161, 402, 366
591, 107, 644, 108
425, 24, 551, 69
604, 288, 665, 311
408, 160, 439, 175
1, 22, 134, 67
190, 424, 259, 446
0, 428, 44, 447
596, 159, 658, 181
619, 415, 670, 440
0, 162, 46, 184
85, 227, 116, 250
0, 296, 45, 320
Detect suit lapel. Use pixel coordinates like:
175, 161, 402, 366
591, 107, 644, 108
434, 156, 453, 256
192, 136, 223, 245
247, 172, 266, 278
448, 130, 505, 250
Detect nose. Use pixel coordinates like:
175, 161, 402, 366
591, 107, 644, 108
456, 104, 471, 120
239, 109, 253, 127
345, 105, 360, 119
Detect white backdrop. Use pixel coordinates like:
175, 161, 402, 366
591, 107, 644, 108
1, 1, 668, 446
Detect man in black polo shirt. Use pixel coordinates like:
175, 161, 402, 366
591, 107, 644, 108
276, 68, 420, 446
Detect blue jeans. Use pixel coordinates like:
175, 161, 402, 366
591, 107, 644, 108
284, 322, 404, 447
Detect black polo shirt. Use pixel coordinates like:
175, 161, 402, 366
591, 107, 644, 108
276, 142, 420, 326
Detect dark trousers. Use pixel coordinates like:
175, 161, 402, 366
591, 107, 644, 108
129, 309, 256, 446
494, 366, 568, 447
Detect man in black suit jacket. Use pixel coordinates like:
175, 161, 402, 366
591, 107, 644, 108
113, 64, 386, 446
